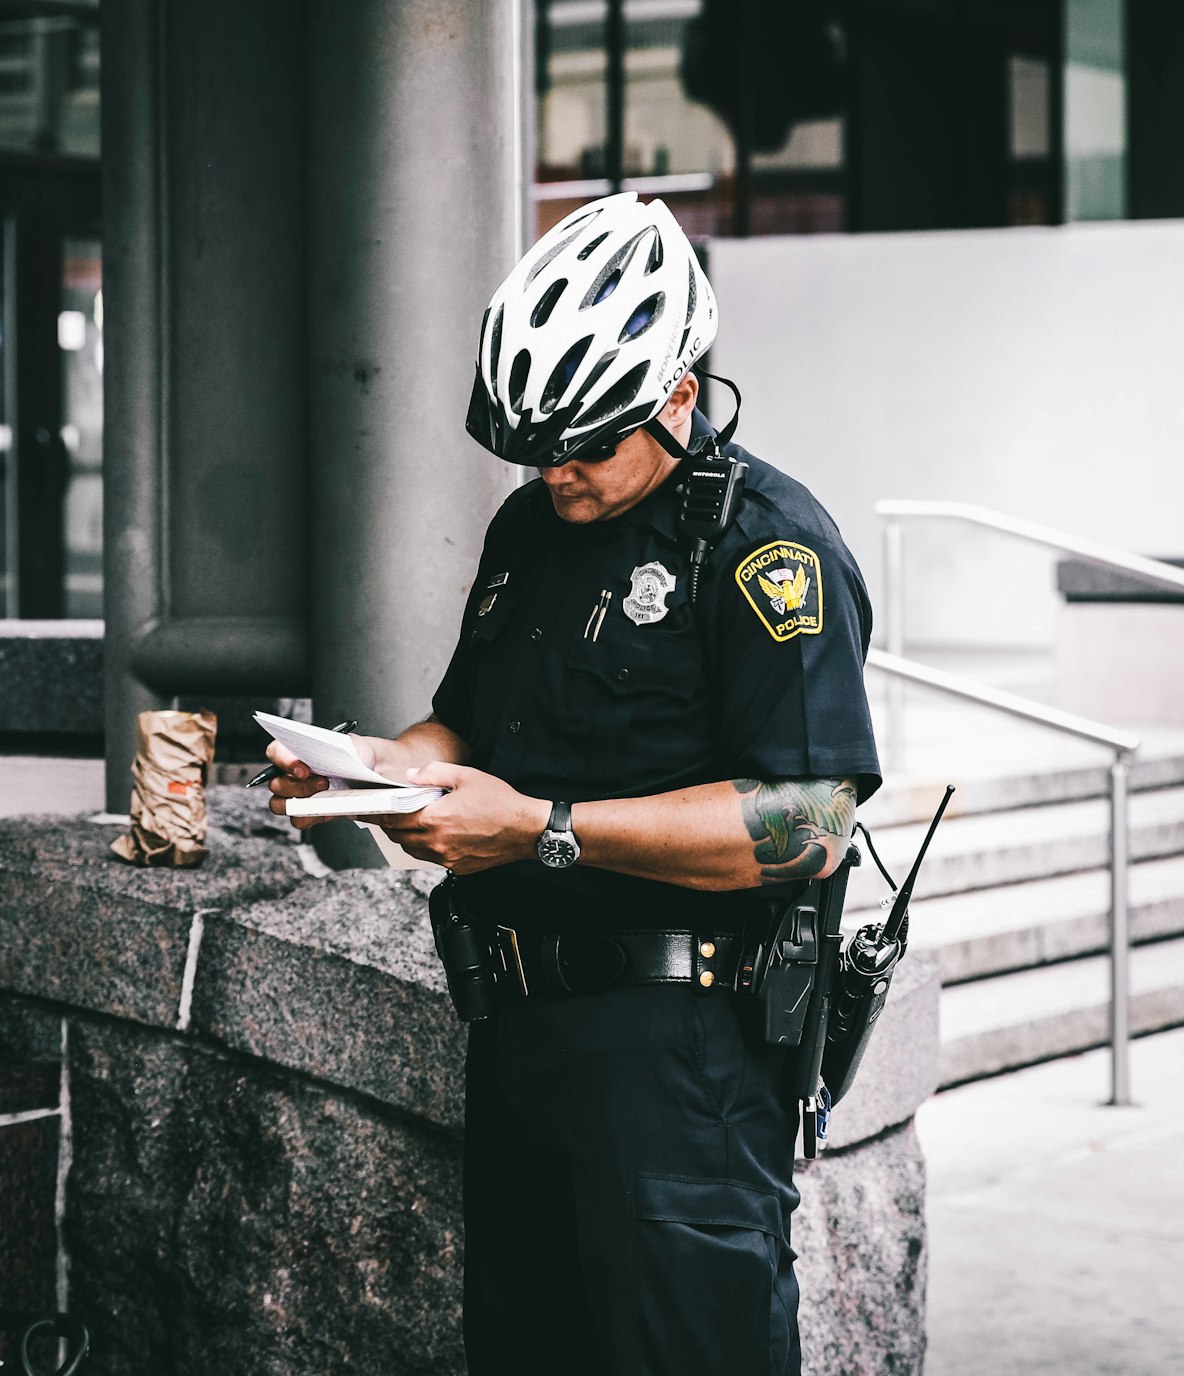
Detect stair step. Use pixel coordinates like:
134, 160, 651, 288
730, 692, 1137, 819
861, 751, 1184, 828
846, 785, 1184, 911
938, 936, 1184, 1087
889, 855, 1184, 984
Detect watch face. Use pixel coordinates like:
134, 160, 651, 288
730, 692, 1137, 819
538, 834, 578, 868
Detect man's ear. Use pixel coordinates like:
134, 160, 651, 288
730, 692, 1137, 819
662, 370, 699, 429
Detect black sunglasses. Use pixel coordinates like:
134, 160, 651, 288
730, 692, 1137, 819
544, 434, 622, 467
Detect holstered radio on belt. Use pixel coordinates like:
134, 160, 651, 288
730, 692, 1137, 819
739, 788, 954, 1157
737, 847, 858, 1098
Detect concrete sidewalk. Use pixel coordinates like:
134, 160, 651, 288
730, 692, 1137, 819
917, 1028, 1184, 1375
0, 754, 105, 817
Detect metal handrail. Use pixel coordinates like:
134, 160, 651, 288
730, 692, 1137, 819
871, 500, 1162, 1108
867, 649, 1140, 755
876, 499, 1184, 594
866, 648, 1135, 1108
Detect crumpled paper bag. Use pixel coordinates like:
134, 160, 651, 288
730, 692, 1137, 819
111, 709, 217, 868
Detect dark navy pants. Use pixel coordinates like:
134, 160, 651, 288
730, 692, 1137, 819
462, 983, 802, 1376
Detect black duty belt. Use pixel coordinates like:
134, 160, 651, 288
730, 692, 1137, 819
492, 926, 744, 999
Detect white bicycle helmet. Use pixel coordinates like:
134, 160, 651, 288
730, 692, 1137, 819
465, 193, 718, 467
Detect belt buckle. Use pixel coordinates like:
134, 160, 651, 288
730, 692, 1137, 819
496, 925, 529, 997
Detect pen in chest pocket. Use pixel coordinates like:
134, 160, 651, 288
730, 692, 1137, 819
593, 591, 612, 641
584, 588, 612, 641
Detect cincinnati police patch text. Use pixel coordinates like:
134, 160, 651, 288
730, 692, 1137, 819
734, 540, 824, 642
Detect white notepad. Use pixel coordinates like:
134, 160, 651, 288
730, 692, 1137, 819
284, 787, 441, 818
252, 712, 444, 818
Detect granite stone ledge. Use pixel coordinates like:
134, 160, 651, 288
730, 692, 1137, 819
192, 869, 467, 1132
1, 792, 938, 1147
823, 954, 940, 1152
0, 798, 309, 1031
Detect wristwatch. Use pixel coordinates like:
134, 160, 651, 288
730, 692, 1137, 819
537, 801, 580, 869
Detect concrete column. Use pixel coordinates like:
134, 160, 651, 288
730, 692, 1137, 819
308, 0, 520, 868
100, 0, 168, 810
100, 0, 310, 809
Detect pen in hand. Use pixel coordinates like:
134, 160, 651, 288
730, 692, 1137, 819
245, 719, 359, 789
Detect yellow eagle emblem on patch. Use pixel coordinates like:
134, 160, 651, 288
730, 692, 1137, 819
757, 565, 809, 614
735, 541, 823, 641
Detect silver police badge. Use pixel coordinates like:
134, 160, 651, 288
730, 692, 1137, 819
623, 561, 676, 625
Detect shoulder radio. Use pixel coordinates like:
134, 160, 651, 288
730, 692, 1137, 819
678, 448, 748, 606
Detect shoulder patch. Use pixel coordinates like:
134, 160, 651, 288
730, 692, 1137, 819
734, 540, 824, 641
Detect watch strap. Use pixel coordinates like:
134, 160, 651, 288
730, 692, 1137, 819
548, 801, 572, 834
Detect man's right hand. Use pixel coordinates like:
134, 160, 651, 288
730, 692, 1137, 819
265, 740, 335, 831
263, 723, 471, 831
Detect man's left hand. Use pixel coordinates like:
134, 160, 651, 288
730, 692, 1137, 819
377, 762, 549, 874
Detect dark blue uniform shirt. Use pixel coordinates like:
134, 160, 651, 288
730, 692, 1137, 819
433, 415, 881, 931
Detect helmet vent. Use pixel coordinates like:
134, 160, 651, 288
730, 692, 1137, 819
619, 292, 665, 343
488, 305, 505, 391
508, 348, 532, 413
580, 229, 649, 310
579, 361, 650, 428
540, 334, 592, 414
577, 232, 610, 261
685, 259, 697, 325
530, 278, 568, 329
646, 233, 664, 274
594, 271, 620, 305
526, 225, 587, 286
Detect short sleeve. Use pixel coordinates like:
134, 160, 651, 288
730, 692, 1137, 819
704, 528, 882, 802
431, 551, 498, 740
431, 610, 476, 740
432, 479, 548, 747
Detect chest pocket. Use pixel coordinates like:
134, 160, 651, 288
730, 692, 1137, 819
471, 599, 510, 642
555, 615, 708, 790
464, 587, 519, 755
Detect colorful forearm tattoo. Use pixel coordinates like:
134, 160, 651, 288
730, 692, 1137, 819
732, 777, 857, 883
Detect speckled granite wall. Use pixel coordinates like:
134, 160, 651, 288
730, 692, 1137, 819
67, 1018, 464, 1374
0, 1002, 64, 1370
0, 789, 939, 1376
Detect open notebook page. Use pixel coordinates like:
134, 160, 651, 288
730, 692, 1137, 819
253, 712, 412, 787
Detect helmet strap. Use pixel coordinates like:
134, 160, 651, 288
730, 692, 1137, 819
644, 371, 743, 460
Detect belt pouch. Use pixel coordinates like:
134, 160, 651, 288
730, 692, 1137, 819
429, 877, 497, 1023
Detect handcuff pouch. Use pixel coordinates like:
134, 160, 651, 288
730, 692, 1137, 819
429, 875, 498, 1023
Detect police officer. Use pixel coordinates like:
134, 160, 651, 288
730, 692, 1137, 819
267, 194, 880, 1376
